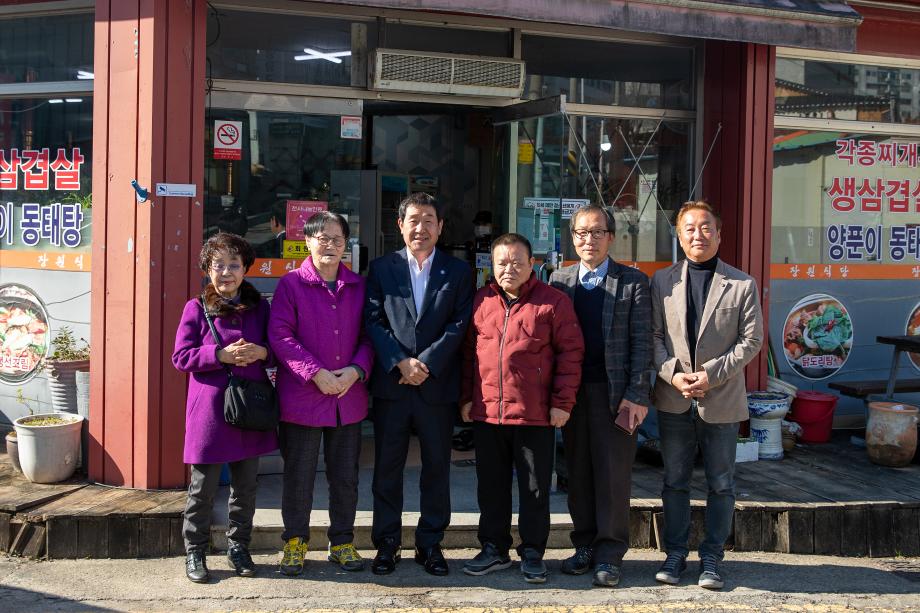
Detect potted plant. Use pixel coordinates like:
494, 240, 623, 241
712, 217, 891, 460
14, 411, 83, 483
4, 388, 38, 473
44, 326, 90, 414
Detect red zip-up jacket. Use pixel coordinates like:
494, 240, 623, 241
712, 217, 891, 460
461, 274, 584, 426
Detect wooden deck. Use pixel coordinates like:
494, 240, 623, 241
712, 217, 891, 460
1, 432, 918, 559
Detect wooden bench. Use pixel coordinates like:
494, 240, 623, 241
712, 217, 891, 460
828, 378, 920, 399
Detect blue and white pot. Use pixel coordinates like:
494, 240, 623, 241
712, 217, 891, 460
747, 391, 791, 420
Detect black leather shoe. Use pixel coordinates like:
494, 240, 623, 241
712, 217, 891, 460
185, 551, 210, 583
414, 544, 449, 576
227, 542, 257, 577
371, 538, 401, 575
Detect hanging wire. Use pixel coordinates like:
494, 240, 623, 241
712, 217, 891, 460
688, 122, 722, 201
611, 117, 664, 206
0, 100, 51, 114
562, 111, 607, 208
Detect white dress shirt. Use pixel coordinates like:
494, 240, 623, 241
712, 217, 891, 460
407, 247, 435, 316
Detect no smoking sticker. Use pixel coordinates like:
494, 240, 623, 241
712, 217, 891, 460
213, 120, 243, 161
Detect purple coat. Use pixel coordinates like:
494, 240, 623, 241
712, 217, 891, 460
269, 258, 374, 427
172, 297, 279, 464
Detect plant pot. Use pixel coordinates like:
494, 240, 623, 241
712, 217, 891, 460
14, 412, 84, 483
5, 431, 21, 473
75, 370, 90, 470
45, 359, 90, 414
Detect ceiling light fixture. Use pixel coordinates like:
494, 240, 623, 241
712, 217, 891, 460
76, 70, 94, 80
48, 99, 64, 104
65, 98, 83, 103
294, 48, 351, 63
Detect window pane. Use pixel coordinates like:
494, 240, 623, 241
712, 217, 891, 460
0, 14, 94, 83
384, 23, 509, 57
522, 36, 695, 110
776, 57, 920, 125
772, 129, 920, 265
563, 118, 691, 262
0, 97, 93, 253
207, 10, 367, 86
204, 110, 363, 262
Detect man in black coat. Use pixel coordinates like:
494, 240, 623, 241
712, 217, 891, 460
364, 192, 474, 576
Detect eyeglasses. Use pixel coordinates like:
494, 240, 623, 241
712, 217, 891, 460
572, 229, 610, 241
311, 234, 346, 247
210, 263, 243, 274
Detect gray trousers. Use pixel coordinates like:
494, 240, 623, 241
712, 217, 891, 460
280, 420, 362, 546
183, 457, 260, 554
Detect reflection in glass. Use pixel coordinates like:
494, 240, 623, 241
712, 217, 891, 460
0, 14, 93, 84
204, 110, 362, 252
776, 57, 920, 125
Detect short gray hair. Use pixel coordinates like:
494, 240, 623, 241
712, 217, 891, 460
570, 203, 616, 234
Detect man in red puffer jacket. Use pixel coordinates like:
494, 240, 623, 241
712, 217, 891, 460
460, 233, 584, 585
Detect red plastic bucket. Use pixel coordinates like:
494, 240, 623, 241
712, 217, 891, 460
789, 391, 838, 443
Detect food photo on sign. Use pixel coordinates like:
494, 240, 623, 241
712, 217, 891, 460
783, 293, 854, 380
908, 302, 920, 372
0, 284, 51, 385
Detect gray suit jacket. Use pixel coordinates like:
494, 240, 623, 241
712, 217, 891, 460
651, 259, 764, 423
550, 258, 652, 410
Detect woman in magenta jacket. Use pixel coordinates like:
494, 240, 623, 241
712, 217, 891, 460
172, 232, 277, 584
269, 211, 374, 576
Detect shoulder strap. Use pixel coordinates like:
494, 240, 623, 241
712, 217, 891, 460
200, 298, 232, 377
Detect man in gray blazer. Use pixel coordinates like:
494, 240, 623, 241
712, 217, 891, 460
550, 204, 652, 588
651, 201, 763, 590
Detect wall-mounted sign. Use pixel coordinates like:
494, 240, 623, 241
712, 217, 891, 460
282, 240, 310, 260
0, 202, 85, 249
213, 120, 243, 161
0, 148, 85, 191
155, 183, 197, 198
0, 284, 51, 385
340, 116, 362, 140
522, 197, 590, 220
783, 293, 854, 380
285, 200, 328, 241
824, 139, 920, 264
517, 142, 534, 165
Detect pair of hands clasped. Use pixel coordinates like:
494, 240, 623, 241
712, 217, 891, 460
313, 367, 361, 398
217, 338, 268, 368
671, 370, 711, 399
459, 400, 648, 430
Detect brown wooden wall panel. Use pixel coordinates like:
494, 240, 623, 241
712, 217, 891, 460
702, 41, 775, 391
89, 0, 206, 488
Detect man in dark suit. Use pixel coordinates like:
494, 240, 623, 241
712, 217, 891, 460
255, 200, 287, 258
550, 204, 652, 588
364, 192, 474, 576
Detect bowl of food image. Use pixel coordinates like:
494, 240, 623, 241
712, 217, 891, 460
0, 285, 51, 384
907, 302, 920, 371
783, 294, 853, 380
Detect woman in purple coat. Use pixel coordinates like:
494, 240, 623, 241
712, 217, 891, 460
172, 233, 278, 583
269, 211, 373, 576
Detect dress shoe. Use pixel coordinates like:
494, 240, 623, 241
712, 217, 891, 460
414, 544, 449, 576
227, 542, 257, 577
371, 538, 401, 575
185, 550, 210, 583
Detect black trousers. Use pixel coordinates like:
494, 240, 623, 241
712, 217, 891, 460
183, 458, 260, 554
473, 420, 555, 556
279, 420, 362, 546
371, 392, 454, 549
562, 381, 638, 565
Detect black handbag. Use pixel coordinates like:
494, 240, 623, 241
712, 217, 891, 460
202, 300, 279, 431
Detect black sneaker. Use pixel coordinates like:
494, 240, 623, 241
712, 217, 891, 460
655, 552, 687, 585
519, 547, 548, 584
593, 562, 621, 588
463, 543, 512, 576
560, 546, 593, 575
227, 542, 257, 577
698, 555, 724, 590
185, 550, 210, 583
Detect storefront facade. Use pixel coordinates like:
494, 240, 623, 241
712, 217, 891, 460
3, 0, 912, 488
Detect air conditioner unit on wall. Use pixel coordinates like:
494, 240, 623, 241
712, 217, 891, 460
370, 48, 525, 98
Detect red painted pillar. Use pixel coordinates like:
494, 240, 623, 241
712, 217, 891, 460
89, 0, 206, 488
701, 41, 775, 391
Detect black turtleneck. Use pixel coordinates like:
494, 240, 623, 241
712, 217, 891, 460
686, 255, 718, 364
